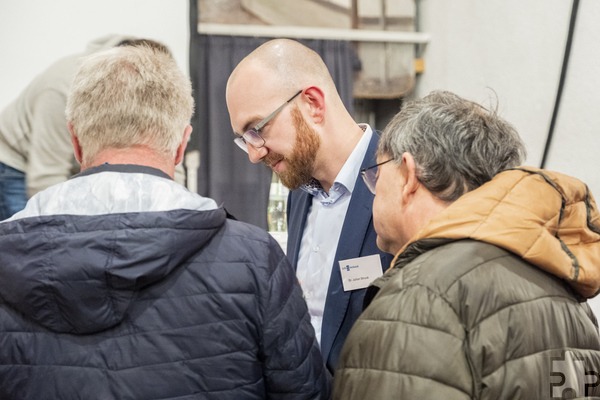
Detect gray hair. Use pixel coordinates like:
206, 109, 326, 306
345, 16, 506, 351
66, 44, 194, 165
379, 90, 527, 202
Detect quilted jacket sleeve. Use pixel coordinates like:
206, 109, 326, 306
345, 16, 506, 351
333, 281, 473, 400
260, 237, 332, 400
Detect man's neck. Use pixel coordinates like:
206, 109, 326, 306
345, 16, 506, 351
314, 124, 366, 193
81, 146, 176, 178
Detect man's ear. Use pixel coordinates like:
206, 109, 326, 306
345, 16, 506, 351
301, 86, 325, 123
68, 122, 83, 165
175, 124, 192, 165
402, 152, 420, 199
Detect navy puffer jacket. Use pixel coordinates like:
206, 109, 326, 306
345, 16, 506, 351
0, 165, 330, 400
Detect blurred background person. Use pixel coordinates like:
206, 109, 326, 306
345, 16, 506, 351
0, 34, 182, 220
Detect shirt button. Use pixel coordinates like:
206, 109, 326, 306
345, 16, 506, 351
313, 246, 320, 252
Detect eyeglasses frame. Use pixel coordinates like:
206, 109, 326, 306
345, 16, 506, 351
360, 158, 395, 194
234, 89, 303, 153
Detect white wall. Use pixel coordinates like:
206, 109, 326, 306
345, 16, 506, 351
417, 0, 600, 316
0, 0, 189, 110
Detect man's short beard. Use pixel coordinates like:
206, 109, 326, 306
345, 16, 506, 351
266, 106, 320, 190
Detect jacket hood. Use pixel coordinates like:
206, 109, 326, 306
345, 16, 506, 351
0, 168, 224, 334
395, 167, 600, 298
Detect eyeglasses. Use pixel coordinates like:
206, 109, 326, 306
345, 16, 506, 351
234, 90, 303, 153
360, 159, 394, 194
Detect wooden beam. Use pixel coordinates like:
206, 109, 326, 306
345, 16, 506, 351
198, 23, 430, 44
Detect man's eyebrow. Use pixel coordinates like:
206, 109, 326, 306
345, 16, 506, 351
239, 114, 262, 135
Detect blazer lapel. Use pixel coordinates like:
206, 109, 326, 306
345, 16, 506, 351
286, 190, 312, 269
319, 133, 379, 363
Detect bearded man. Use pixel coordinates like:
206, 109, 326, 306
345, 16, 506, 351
226, 38, 393, 374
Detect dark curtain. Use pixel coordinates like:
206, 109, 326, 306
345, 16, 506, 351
189, 1, 356, 229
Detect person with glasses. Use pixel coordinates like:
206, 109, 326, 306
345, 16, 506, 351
226, 38, 393, 374
0, 44, 330, 399
334, 90, 600, 399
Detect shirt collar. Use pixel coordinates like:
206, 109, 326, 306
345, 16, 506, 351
73, 163, 173, 180
300, 124, 373, 203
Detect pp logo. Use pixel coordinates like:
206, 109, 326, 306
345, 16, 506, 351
344, 264, 358, 272
550, 350, 599, 399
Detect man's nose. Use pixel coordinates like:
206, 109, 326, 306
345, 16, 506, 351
247, 144, 268, 164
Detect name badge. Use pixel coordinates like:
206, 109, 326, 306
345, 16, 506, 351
339, 254, 383, 291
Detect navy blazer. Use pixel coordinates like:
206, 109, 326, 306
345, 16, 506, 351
286, 131, 393, 373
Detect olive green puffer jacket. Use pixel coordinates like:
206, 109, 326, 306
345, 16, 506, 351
334, 168, 600, 399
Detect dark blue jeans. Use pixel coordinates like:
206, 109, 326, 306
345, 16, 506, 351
0, 162, 27, 220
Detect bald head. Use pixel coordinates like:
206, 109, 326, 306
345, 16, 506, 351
227, 39, 337, 99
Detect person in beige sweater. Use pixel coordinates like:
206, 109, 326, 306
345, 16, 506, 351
0, 34, 183, 220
